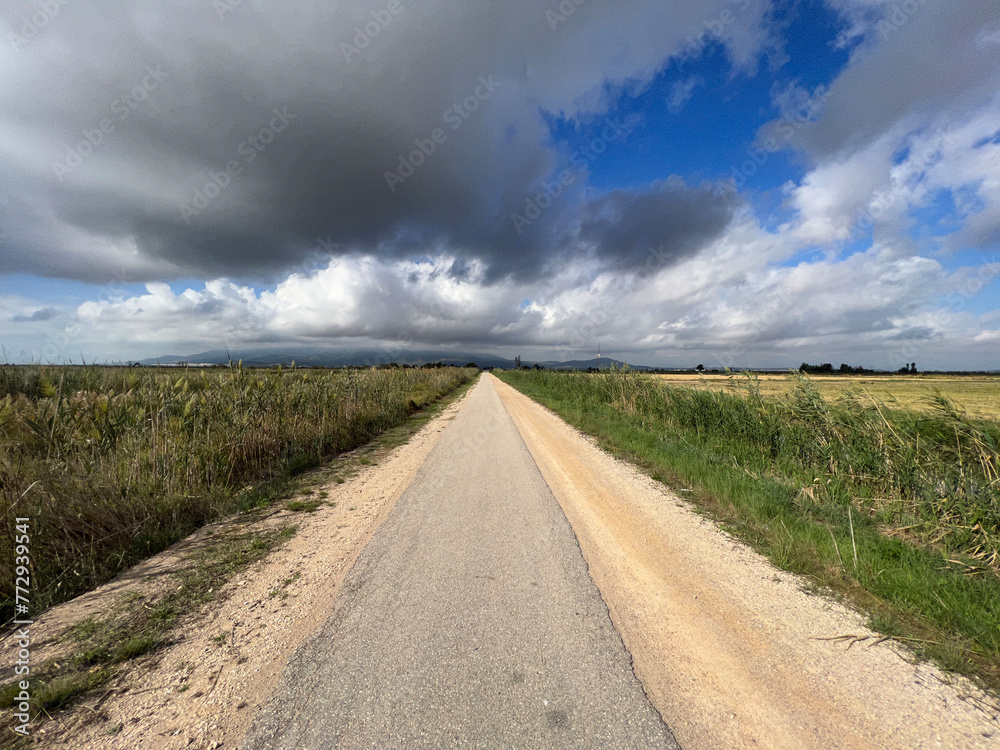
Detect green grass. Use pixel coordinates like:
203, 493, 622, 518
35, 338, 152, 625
286, 499, 322, 513
497, 368, 1000, 691
114, 635, 163, 662
0, 363, 477, 620
34, 670, 113, 712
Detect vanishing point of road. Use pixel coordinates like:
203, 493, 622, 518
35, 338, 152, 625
243, 375, 679, 748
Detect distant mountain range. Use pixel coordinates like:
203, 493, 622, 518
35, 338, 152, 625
137, 347, 654, 370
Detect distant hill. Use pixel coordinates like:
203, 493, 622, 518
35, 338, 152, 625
138, 348, 652, 370
539, 357, 652, 370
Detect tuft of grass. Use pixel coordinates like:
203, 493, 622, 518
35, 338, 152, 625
868, 612, 905, 638
0, 681, 23, 708
498, 368, 1000, 692
286, 499, 322, 513
36, 669, 112, 713
71, 617, 100, 640
177, 528, 294, 607
114, 634, 163, 662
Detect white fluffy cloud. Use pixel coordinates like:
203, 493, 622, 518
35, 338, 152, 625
42, 218, 996, 368
783, 94, 1000, 254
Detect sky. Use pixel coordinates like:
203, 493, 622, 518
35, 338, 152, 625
1, 0, 999, 369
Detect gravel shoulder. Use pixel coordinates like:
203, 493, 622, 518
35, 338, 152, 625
492, 374, 1000, 750
5, 384, 475, 750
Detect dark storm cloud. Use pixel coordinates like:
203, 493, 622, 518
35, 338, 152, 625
12, 307, 59, 322
578, 180, 740, 272
888, 326, 937, 342
0, 0, 772, 284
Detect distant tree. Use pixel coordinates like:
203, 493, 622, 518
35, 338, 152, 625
911, 362, 918, 373
515, 355, 521, 369
533, 363, 543, 370
696, 364, 705, 372
836, 363, 874, 374
800, 362, 835, 374
465, 362, 478, 369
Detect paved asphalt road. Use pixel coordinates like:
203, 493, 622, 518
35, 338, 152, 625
243, 376, 678, 749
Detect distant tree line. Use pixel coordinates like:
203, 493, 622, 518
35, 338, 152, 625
798, 362, 918, 375
799, 363, 877, 374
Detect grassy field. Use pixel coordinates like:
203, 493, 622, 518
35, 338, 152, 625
497, 368, 1000, 691
655, 373, 1000, 420
0, 364, 476, 622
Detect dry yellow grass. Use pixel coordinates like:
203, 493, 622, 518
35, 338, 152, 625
653, 373, 1000, 420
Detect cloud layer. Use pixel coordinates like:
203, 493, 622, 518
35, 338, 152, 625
1, 0, 999, 368
0, 0, 770, 284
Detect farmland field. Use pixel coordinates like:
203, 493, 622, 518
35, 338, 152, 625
497, 368, 1000, 690
655, 373, 1000, 420
0, 364, 476, 620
